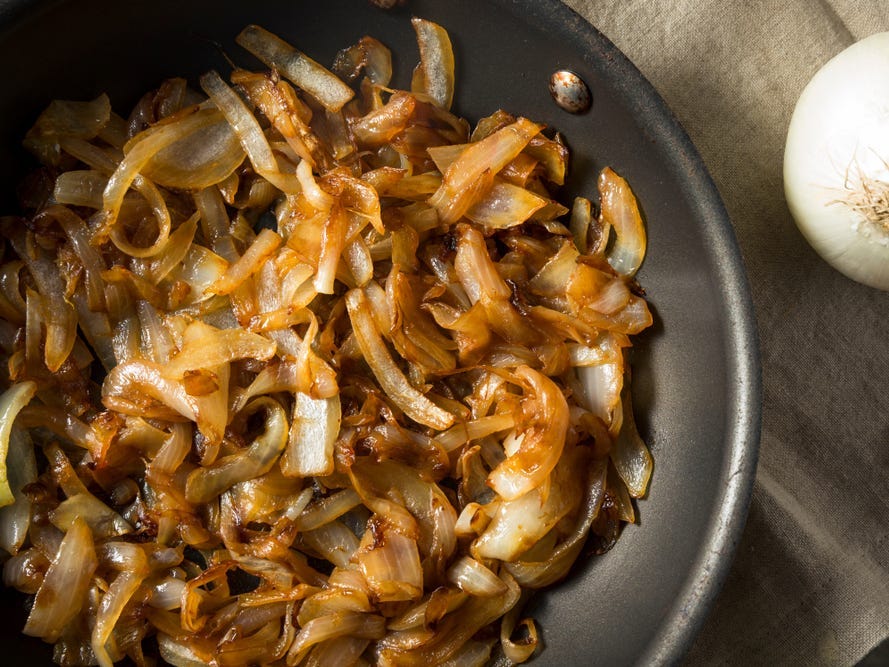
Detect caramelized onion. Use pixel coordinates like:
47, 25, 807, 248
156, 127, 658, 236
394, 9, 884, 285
411, 18, 456, 110
345, 288, 455, 430
0, 18, 653, 667
0, 429, 36, 554
23, 518, 97, 642
447, 556, 508, 597
0, 381, 36, 507
199, 70, 299, 193
236, 25, 355, 113
430, 118, 543, 224
599, 166, 647, 277
485, 366, 570, 500
185, 397, 288, 503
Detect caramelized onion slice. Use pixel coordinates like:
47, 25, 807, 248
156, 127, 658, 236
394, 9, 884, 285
24, 518, 98, 642
287, 612, 386, 665
199, 70, 299, 193
500, 612, 539, 664
598, 166, 646, 277
236, 25, 355, 112
207, 228, 283, 296
474, 445, 587, 562
429, 118, 543, 225
333, 36, 393, 86
92, 544, 149, 667
610, 385, 653, 498
101, 108, 220, 234
8, 230, 77, 372
505, 457, 607, 588
164, 321, 277, 378
358, 524, 424, 604
411, 18, 456, 110
0, 429, 36, 554
185, 397, 288, 503
345, 288, 455, 430
454, 224, 541, 346
24, 94, 111, 165
377, 571, 521, 665
102, 360, 198, 422
486, 366, 570, 500
0, 381, 36, 508
142, 118, 245, 189
0, 17, 656, 667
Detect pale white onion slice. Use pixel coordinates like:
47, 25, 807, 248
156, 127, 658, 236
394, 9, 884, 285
53, 170, 107, 208
281, 393, 341, 477
301, 521, 361, 570
295, 490, 360, 533
157, 634, 208, 667
49, 494, 132, 539
464, 181, 548, 230
610, 386, 653, 498
24, 93, 111, 164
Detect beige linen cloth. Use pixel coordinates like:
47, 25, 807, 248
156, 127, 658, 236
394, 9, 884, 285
563, 1, 889, 665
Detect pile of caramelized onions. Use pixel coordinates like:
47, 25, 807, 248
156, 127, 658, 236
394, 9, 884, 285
0, 18, 653, 667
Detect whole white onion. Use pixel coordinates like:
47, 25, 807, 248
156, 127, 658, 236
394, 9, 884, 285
784, 32, 889, 290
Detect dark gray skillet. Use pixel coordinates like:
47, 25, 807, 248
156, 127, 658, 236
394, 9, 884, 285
0, 0, 761, 664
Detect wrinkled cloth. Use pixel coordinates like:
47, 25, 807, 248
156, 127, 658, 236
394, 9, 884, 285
563, 1, 889, 665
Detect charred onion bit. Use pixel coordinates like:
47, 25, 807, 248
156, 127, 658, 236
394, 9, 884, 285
0, 18, 653, 667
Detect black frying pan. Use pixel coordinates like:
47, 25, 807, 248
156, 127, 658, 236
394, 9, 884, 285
0, 1, 761, 664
